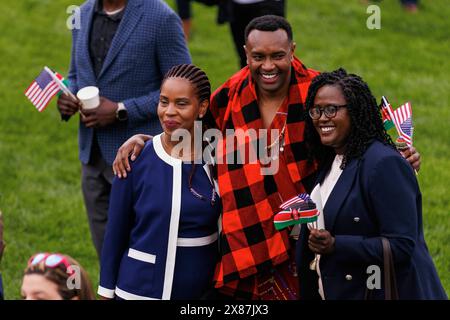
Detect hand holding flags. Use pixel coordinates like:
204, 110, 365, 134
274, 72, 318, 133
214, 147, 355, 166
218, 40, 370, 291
380, 96, 414, 147
381, 96, 418, 175
392, 102, 413, 147
24, 66, 76, 113
274, 193, 319, 230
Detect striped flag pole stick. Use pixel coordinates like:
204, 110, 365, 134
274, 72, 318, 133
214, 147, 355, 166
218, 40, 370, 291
44, 66, 76, 100
383, 97, 418, 176
410, 126, 418, 176
382, 96, 403, 138
44, 66, 85, 118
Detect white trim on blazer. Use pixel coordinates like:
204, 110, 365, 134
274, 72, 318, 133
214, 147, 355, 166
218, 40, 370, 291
128, 248, 156, 264
98, 285, 115, 299
115, 286, 159, 300
153, 134, 182, 300
177, 232, 218, 247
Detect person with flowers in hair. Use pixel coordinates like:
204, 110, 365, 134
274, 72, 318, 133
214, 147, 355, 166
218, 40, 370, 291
21, 252, 95, 300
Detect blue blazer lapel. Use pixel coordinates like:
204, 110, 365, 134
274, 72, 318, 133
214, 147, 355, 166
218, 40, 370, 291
97, 0, 144, 80
80, 0, 97, 84
323, 158, 359, 231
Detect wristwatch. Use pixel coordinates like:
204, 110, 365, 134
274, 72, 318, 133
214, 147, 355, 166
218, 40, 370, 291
116, 102, 128, 121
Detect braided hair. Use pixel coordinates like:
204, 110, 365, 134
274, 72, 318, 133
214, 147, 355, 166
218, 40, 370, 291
161, 64, 217, 200
162, 64, 211, 104
305, 68, 395, 169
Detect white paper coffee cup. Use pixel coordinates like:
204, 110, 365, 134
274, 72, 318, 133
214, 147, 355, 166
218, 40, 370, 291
77, 86, 100, 110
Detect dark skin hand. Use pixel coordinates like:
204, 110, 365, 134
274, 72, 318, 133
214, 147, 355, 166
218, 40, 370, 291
81, 97, 118, 128
308, 229, 335, 255
57, 93, 82, 117
112, 134, 152, 178
399, 146, 421, 172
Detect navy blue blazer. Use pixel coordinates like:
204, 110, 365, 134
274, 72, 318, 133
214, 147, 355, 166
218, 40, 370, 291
98, 135, 221, 299
67, 0, 191, 164
297, 140, 447, 300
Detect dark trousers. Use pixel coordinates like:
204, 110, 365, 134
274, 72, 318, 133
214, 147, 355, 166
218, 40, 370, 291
81, 140, 114, 258
229, 0, 285, 68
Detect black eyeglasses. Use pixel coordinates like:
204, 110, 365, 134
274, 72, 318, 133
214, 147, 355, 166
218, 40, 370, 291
308, 105, 347, 120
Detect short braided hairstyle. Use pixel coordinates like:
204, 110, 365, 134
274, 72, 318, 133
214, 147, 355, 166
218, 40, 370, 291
305, 68, 395, 169
161, 64, 217, 193
162, 64, 211, 104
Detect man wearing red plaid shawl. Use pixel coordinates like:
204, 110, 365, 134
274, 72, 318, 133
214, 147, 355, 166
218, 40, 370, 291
204, 15, 319, 299
114, 15, 319, 299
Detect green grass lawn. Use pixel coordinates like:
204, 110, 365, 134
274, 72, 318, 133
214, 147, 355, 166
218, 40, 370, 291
1, 0, 448, 299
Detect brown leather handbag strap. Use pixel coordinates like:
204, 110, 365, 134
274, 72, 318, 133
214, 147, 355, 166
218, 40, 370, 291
381, 237, 399, 300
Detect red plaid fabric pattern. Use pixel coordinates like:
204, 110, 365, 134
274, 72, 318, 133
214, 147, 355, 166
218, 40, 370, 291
207, 57, 319, 298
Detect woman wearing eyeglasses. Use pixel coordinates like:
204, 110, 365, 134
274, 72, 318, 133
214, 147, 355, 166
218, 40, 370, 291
21, 252, 95, 300
295, 68, 446, 300
98, 64, 221, 300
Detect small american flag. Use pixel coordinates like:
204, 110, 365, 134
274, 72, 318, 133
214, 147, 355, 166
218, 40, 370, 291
280, 193, 311, 209
24, 68, 63, 112
392, 102, 413, 146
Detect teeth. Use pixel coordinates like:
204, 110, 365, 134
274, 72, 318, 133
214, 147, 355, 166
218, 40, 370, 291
321, 127, 335, 133
262, 73, 276, 79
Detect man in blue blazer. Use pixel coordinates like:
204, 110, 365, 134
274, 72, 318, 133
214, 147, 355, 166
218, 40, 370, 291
57, 0, 191, 257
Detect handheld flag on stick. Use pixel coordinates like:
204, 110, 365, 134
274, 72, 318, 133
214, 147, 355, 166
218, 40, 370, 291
274, 193, 319, 230
43, 66, 76, 101
380, 96, 395, 130
381, 96, 414, 147
24, 68, 64, 112
380, 96, 417, 174
392, 102, 413, 147
24, 67, 76, 113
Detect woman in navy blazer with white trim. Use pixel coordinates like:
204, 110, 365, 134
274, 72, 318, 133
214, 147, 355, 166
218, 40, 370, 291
296, 68, 447, 300
98, 65, 221, 300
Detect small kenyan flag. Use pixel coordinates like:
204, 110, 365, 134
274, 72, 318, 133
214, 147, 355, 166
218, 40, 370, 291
380, 96, 395, 130
274, 193, 319, 230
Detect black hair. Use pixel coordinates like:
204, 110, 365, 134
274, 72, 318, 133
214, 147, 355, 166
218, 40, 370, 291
162, 64, 211, 103
161, 64, 216, 198
305, 68, 395, 169
244, 15, 293, 42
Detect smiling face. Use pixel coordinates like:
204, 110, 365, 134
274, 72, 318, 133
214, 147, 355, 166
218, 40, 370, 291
21, 274, 63, 300
157, 77, 208, 138
245, 29, 295, 97
312, 85, 351, 154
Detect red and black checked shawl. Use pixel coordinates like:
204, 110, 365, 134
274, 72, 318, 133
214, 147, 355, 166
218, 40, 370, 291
208, 57, 320, 297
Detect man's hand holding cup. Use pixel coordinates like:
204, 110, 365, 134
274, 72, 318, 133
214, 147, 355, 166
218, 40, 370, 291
82, 97, 119, 128
76, 86, 117, 128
